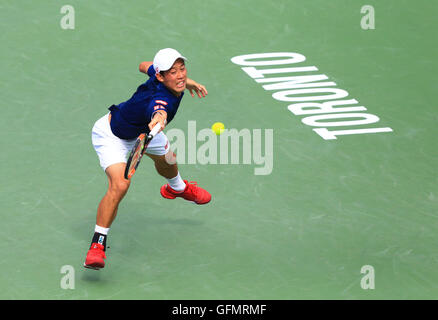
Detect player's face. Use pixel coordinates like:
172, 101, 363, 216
159, 59, 187, 96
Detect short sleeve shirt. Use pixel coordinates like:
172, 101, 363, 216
108, 65, 184, 140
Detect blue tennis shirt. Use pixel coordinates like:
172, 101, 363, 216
108, 65, 184, 139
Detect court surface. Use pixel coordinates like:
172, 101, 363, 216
0, 0, 437, 299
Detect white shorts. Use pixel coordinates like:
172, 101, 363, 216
91, 113, 170, 171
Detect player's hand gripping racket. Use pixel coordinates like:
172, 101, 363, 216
124, 123, 161, 179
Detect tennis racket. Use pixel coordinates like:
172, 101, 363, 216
124, 123, 161, 179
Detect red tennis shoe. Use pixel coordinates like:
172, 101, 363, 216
84, 243, 106, 270
161, 180, 211, 205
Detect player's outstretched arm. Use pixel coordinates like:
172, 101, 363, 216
186, 78, 208, 98
139, 61, 153, 74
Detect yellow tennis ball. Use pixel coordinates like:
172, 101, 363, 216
211, 122, 225, 135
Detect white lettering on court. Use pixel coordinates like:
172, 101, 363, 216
231, 52, 392, 140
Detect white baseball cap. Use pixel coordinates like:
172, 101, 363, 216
153, 48, 187, 73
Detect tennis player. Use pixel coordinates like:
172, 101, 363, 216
84, 48, 211, 270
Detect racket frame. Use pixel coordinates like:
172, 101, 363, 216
124, 123, 161, 179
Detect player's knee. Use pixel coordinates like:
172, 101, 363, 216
164, 151, 177, 165
110, 179, 131, 196
163, 152, 179, 167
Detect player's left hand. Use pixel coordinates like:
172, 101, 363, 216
186, 79, 208, 98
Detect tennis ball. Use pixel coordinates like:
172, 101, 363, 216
211, 122, 225, 135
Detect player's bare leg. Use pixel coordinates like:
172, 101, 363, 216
84, 162, 130, 270
146, 152, 179, 179
147, 151, 211, 204
96, 162, 131, 227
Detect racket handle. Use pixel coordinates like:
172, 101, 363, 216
148, 123, 161, 138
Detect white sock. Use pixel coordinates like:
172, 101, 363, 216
167, 172, 186, 192
95, 225, 110, 235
